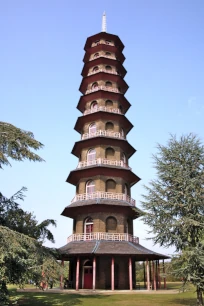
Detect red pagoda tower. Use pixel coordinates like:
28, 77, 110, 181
59, 13, 168, 291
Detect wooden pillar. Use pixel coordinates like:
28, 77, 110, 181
158, 260, 161, 289
149, 261, 152, 289
76, 257, 80, 291
156, 260, 158, 289
163, 260, 166, 289
60, 259, 64, 289
68, 261, 71, 280
153, 261, 156, 291
111, 257, 114, 291
93, 256, 96, 290
129, 257, 133, 290
146, 259, 150, 290
143, 261, 146, 289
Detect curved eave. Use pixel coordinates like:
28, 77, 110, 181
77, 91, 131, 114
61, 200, 140, 219
66, 166, 140, 187
79, 72, 129, 94
81, 58, 127, 78
84, 32, 124, 52
58, 240, 170, 260
71, 137, 136, 159
74, 112, 133, 134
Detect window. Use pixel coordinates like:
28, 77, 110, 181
91, 101, 98, 110
84, 217, 93, 234
95, 40, 100, 45
122, 153, 126, 165
87, 149, 96, 161
89, 123, 96, 134
105, 81, 112, 87
121, 128, 125, 137
105, 100, 113, 107
91, 82, 98, 89
105, 40, 111, 44
105, 147, 115, 159
105, 52, 111, 57
105, 65, 112, 71
105, 122, 114, 131
94, 53, 99, 58
106, 179, 116, 192
93, 66, 99, 72
106, 217, 117, 233
124, 184, 129, 196
86, 180, 95, 194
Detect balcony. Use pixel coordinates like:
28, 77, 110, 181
84, 106, 121, 115
77, 158, 131, 170
81, 130, 125, 140
71, 192, 135, 206
89, 54, 116, 61
67, 232, 139, 244
85, 85, 121, 95
87, 68, 120, 77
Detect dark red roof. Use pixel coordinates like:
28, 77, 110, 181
84, 32, 124, 52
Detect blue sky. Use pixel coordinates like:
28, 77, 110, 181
1, 0, 204, 256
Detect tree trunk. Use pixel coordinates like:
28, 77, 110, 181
197, 288, 203, 306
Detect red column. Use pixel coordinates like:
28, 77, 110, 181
163, 260, 166, 289
111, 257, 114, 291
153, 261, 156, 290
76, 257, 80, 291
60, 259, 64, 289
93, 256, 96, 290
68, 261, 71, 280
143, 261, 146, 289
158, 260, 161, 289
146, 259, 150, 290
129, 257, 133, 290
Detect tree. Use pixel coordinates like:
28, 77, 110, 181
141, 134, 204, 305
0, 121, 44, 168
0, 122, 62, 305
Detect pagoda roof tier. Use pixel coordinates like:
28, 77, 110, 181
72, 137, 136, 158
84, 32, 124, 52
74, 112, 133, 134
77, 91, 131, 114
58, 240, 170, 260
66, 166, 140, 186
79, 72, 129, 94
81, 57, 127, 78
83, 44, 125, 64
61, 199, 140, 219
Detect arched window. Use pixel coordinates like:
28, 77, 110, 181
122, 153, 127, 165
121, 128, 125, 137
105, 100, 113, 107
86, 180, 95, 194
105, 147, 115, 159
91, 101, 98, 110
94, 53, 99, 58
93, 66, 99, 72
89, 123, 96, 134
84, 217, 93, 234
105, 52, 111, 57
105, 40, 111, 45
105, 122, 114, 131
106, 179, 116, 192
124, 184, 129, 196
105, 81, 112, 87
105, 65, 112, 71
95, 40, 100, 46
106, 216, 117, 233
91, 82, 98, 89
87, 149, 96, 162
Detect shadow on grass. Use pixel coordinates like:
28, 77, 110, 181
172, 298, 197, 306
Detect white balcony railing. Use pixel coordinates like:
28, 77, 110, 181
87, 68, 120, 76
77, 158, 131, 170
81, 130, 125, 140
85, 86, 121, 95
67, 232, 139, 244
84, 106, 121, 115
89, 54, 116, 61
71, 192, 135, 206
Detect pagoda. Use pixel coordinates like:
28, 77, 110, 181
59, 13, 169, 291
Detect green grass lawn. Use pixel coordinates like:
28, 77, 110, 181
8, 283, 197, 306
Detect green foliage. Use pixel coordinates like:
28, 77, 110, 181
141, 134, 204, 305
0, 121, 44, 168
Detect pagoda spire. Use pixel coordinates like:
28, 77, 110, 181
102, 11, 107, 32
